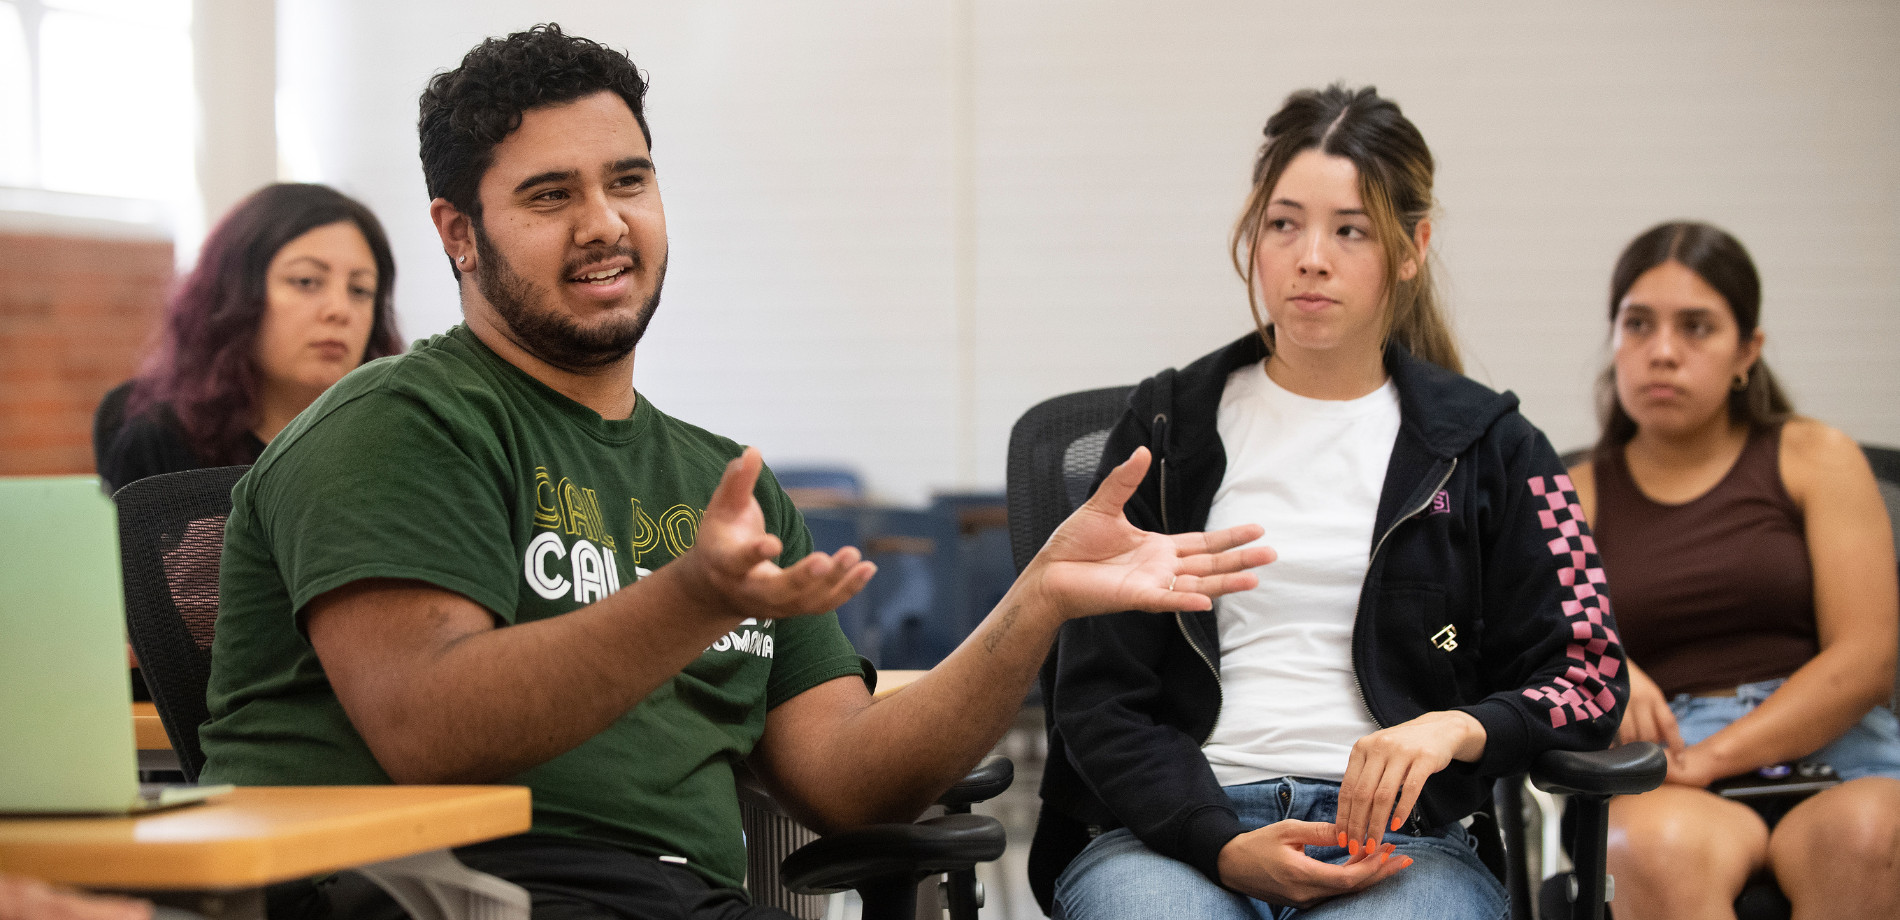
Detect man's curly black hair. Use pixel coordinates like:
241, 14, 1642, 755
418, 23, 650, 238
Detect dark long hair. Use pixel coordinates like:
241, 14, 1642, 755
128, 183, 403, 464
1595, 221, 1793, 457
1231, 84, 1461, 373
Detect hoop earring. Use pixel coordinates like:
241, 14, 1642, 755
1732, 370, 1750, 391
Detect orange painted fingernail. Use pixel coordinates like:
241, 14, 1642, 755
1391, 814, 1405, 831
1337, 831, 1349, 848
1397, 856, 1413, 869
1348, 838, 1359, 856
1365, 837, 1379, 852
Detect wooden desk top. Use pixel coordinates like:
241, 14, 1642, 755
0, 785, 530, 890
131, 701, 169, 751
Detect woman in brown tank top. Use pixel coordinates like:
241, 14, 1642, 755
1568, 222, 1900, 919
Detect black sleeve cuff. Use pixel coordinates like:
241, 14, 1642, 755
1176, 803, 1245, 884
1462, 696, 1531, 776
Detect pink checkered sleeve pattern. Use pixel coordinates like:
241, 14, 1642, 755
1521, 474, 1623, 729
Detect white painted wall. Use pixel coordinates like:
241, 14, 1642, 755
272, 0, 1900, 503
195, 0, 275, 229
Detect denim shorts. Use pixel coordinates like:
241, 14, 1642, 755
1670, 678, 1900, 781
1053, 777, 1506, 920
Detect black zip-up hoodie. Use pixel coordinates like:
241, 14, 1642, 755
1028, 333, 1628, 910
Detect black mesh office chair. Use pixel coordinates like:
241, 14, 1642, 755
1006, 387, 1666, 920
113, 465, 1009, 920
115, 464, 243, 779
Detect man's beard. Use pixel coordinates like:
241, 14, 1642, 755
471, 221, 667, 371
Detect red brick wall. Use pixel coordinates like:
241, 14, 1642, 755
0, 232, 173, 475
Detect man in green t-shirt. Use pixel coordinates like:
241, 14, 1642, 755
200, 23, 1274, 920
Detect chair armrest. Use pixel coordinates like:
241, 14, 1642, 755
937, 755, 1014, 810
779, 813, 1007, 895
735, 756, 1015, 813
1528, 743, 1667, 798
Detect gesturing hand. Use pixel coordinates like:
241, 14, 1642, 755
1026, 447, 1276, 620
676, 447, 877, 623
1217, 820, 1408, 908
1334, 711, 1486, 851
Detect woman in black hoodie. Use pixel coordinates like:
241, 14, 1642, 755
1034, 85, 1629, 920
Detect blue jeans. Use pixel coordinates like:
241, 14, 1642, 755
1670, 678, 1900, 781
1053, 778, 1506, 920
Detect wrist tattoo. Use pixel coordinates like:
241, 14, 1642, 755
983, 604, 1021, 655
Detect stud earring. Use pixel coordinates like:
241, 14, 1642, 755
458, 256, 467, 265
1732, 370, 1750, 391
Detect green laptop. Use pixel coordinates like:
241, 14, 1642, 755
0, 475, 227, 813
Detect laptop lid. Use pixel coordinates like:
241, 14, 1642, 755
0, 475, 145, 813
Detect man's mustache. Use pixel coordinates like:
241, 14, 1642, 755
561, 245, 641, 278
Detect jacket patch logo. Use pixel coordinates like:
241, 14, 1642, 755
1431, 625, 1458, 651
1429, 489, 1451, 515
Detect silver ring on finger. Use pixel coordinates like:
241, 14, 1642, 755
1167, 574, 1177, 592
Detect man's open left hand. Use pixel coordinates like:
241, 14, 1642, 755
1027, 447, 1275, 620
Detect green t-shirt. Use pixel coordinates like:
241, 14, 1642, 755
199, 324, 866, 891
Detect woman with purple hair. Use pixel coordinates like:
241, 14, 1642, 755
95, 183, 403, 492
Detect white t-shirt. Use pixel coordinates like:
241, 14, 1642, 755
1199, 361, 1401, 786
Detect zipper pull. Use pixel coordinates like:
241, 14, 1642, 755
1151, 412, 1170, 530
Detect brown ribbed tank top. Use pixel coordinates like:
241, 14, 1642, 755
1592, 425, 1816, 697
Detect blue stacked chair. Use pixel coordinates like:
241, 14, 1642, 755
859, 507, 958, 670
797, 506, 878, 664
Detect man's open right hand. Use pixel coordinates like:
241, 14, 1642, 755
678, 447, 877, 623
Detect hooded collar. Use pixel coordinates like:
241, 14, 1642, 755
1383, 340, 1519, 460
1176, 331, 1519, 461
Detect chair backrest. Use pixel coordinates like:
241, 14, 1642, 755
91, 381, 132, 483
114, 465, 250, 781
1004, 386, 1134, 574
